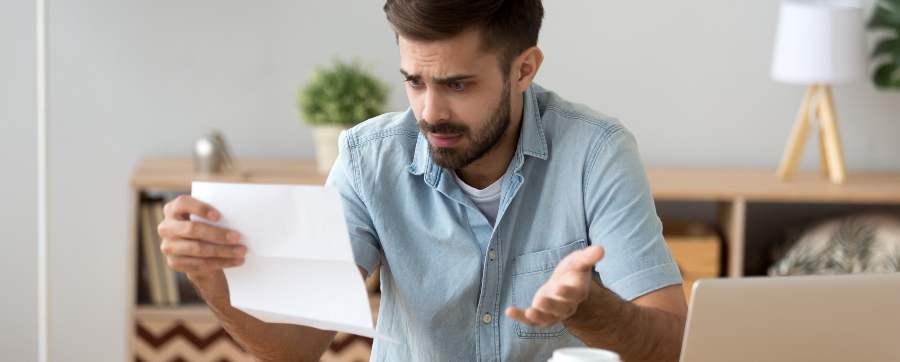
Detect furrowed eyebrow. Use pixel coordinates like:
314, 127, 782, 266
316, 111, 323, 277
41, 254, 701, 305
400, 69, 475, 84
433, 74, 476, 84
400, 69, 420, 82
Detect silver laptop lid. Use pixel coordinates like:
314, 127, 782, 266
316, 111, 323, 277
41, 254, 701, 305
680, 273, 900, 362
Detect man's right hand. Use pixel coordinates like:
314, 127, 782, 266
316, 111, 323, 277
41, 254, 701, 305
157, 194, 247, 303
157, 195, 335, 361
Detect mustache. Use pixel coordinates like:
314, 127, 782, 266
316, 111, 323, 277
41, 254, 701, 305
416, 120, 469, 135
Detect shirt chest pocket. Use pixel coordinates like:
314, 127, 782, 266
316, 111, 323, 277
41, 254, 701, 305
510, 239, 588, 338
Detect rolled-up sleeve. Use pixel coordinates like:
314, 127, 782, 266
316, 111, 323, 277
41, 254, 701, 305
583, 126, 682, 301
325, 130, 382, 277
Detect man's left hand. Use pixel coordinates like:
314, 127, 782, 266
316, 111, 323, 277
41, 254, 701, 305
505, 245, 605, 327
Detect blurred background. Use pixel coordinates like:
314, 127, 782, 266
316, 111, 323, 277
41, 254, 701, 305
2, 0, 899, 361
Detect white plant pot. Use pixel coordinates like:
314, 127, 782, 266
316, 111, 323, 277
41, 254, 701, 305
311, 125, 347, 174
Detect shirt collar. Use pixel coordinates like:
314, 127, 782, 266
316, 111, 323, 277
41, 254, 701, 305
408, 83, 549, 187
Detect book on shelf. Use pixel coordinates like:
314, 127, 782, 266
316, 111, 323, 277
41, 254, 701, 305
138, 196, 203, 306
151, 200, 180, 304
140, 201, 165, 304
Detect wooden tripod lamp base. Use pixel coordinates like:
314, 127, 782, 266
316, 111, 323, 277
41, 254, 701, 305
776, 84, 847, 184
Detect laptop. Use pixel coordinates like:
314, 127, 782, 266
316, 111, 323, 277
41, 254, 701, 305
679, 273, 900, 362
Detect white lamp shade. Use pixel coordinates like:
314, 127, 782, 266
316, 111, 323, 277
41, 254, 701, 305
771, 0, 866, 84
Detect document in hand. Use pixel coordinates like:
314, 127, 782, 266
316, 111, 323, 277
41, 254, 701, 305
190, 181, 388, 340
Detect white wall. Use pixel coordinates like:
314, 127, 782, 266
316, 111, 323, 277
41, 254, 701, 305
2, 0, 896, 361
540, 1, 900, 169
0, 1, 37, 361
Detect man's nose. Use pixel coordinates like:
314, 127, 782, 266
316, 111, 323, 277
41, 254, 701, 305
421, 89, 450, 124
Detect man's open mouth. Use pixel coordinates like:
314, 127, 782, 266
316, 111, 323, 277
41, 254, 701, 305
428, 133, 463, 147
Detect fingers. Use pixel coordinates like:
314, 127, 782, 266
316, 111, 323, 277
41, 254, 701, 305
161, 239, 247, 259
505, 306, 527, 321
163, 194, 220, 222
507, 247, 605, 328
166, 255, 244, 274
159, 218, 238, 245
532, 294, 577, 320
558, 245, 605, 274
507, 285, 583, 328
506, 307, 549, 327
159, 196, 239, 245
535, 282, 586, 307
524, 307, 559, 327
526, 283, 582, 323
157, 195, 246, 276
553, 284, 587, 302
161, 238, 246, 273
505, 306, 561, 328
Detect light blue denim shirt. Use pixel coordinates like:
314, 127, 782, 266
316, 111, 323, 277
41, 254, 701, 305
325, 83, 682, 361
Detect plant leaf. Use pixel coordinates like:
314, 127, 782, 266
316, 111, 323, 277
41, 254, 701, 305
873, 63, 898, 88
872, 38, 900, 57
884, 0, 900, 12
868, 1, 900, 30
297, 59, 389, 125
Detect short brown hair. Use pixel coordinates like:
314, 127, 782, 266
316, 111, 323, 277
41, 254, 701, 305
383, 0, 544, 72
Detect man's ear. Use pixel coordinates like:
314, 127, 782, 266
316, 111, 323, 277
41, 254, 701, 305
511, 46, 544, 93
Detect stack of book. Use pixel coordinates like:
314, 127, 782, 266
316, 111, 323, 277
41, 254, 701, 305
138, 195, 202, 305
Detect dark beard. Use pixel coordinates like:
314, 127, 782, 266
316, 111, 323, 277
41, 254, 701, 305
417, 81, 511, 170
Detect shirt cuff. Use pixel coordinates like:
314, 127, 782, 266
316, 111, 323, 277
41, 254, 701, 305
606, 262, 683, 301
352, 239, 382, 278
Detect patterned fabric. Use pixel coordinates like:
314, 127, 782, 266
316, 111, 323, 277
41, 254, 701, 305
134, 317, 376, 362
769, 214, 900, 276
134, 318, 252, 362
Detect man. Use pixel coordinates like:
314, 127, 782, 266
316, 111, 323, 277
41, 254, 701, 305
157, 1, 687, 361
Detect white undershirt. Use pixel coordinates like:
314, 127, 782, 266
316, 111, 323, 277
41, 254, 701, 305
453, 171, 503, 225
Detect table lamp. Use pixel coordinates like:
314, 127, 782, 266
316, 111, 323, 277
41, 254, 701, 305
771, 0, 866, 184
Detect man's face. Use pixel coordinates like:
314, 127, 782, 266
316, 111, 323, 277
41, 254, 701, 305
399, 29, 512, 170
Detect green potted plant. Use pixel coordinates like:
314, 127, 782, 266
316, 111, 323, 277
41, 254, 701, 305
868, 0, 900, 89
298, 59, 389, 173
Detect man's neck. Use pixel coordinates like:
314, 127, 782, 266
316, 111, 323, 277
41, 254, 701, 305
456, 94, 525, 189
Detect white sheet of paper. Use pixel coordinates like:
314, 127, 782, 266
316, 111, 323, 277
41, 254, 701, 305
190, 181, 390, 341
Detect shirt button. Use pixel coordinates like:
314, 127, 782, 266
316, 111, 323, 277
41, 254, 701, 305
488, 249, 497, 261
481, 313, 493, 324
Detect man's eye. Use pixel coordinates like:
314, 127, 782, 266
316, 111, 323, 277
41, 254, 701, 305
406, 79, 424, 88
447, 81, 466, 92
